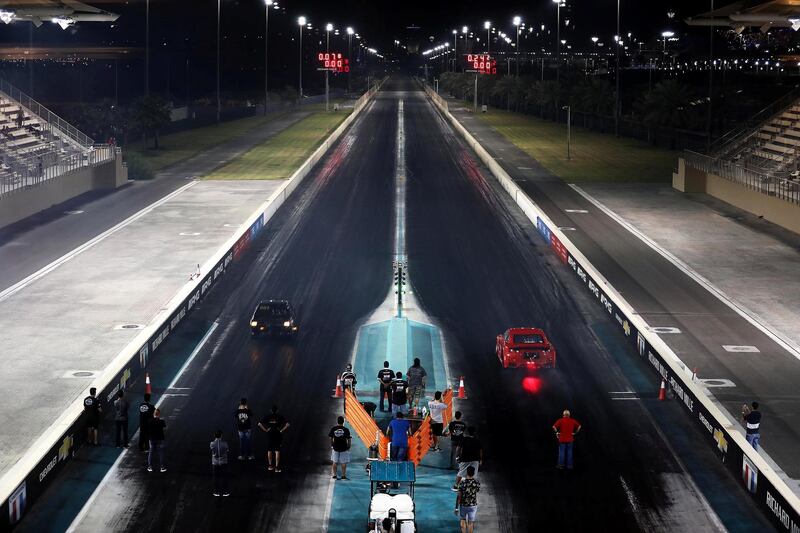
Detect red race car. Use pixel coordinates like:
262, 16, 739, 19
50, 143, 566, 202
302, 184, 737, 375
496, 327, 557, 369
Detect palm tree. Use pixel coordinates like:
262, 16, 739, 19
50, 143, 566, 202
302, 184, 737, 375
574, 79, 613, 129
636, 80, 694, 149
490, 76, 525, 111
132, 95, 172, 150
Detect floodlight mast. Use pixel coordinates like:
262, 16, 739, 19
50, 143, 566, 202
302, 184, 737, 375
298, 16, 306, 102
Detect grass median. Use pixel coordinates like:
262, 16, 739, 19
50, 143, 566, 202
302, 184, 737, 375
204, 106, 351, 180
479, 109, 676, 183
128, 111, 291, 171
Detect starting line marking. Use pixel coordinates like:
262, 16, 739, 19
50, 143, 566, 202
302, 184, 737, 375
565, 209, 589, 214
517, 166, 532, 170
722, 345, 759, 353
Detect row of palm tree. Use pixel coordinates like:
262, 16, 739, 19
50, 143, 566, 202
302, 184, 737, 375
437, 72, 698, 149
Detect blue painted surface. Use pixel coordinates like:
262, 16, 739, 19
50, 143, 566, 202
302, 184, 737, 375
330, 317, 458, 532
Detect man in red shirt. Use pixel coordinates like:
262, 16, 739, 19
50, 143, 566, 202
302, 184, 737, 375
552, 409, 581, 470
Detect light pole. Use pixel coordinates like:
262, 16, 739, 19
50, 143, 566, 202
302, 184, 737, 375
553, 0, 561, 84
513, 16, 521, 76
484, 21, 491, 55
661, 30, 674, 53
347, 27, 354, 95
145, 0, 150, 95
452, 29, 457, 72
216, 0, 221, 124
563, 105, 571, 160
591, 36, 598, 70
264, 0, 273, 115
614, 0, 620, 136
462, 26, 468, 69
298, 16, 306, 103
325, 23, 333, 112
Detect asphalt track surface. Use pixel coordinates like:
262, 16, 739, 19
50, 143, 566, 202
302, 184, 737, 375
22, 78, 773, 532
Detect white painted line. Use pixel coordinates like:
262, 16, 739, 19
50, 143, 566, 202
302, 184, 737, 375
0, 182, 197, 304
559, 226, 577, 231
517, 166, 533, 170
64, 210, 84, 215
565, 209, 589, 214
650, 327, 682, 334
612, 397, 640, 401
66, 321, 218, 532
495, 157, 504, 160
178, 232, 201, 236
570, 184, 800, 365
723, 345, 759, 353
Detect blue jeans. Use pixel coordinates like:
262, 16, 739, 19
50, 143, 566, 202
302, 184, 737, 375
238, 430, 252, 457
746, 433, 760, 451
391, 445, 407, 461
148, 440, 165, 468
557, 442, 573, 468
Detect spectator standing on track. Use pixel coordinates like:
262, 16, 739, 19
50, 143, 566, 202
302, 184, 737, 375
235, 398, 255, 460
454, 465, 481, 533
210, 430, 230, 497
113, 390, 129, 448
148, 409, 167, 473
742, 401, 762, 450
328, 416, 352, 480
387, 412, 411, 461
428, 391, 447, 452
377, 361, 395, 412
258, 405, 290, 472
452, 427, 482, 491
341, 363, 357, 393
391, 372, 409, 415
138, 393, 154, 452
447, 411, 467, 469
552, 409, 582, 470
406, 358, 427, 412
83, 387, 101, 446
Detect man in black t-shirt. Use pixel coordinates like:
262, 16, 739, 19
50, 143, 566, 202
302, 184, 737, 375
446, 411, 468, 469
258, 405, 290, 472
235, 398, 254, 460
138, 393, 155, 452
453, 426, 483, 491
328, 416, 352, 480
391, 372, 409, 415
147, 408, 167, 473
83, 387, 101, 446
377, 361, 395, 412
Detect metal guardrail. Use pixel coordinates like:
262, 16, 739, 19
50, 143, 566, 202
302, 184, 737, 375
709, 85, 800, 157
0, 79, 94, 148
684, 150, 800, 205
0, 145, 114, 198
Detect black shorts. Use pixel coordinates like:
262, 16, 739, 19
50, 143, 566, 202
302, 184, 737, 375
266, 434, 283, 451
431, 422, 444, 436
86, 416, 100, 429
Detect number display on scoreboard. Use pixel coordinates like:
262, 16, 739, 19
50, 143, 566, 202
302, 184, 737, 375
466, 54, 497, 75
318, 52, 350, 73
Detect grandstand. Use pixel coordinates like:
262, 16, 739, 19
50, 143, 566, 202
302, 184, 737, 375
0, 78, 113, 197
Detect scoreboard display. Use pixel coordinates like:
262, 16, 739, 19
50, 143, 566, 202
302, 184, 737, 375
466, 54, 497, 75
318, 52, 350, 73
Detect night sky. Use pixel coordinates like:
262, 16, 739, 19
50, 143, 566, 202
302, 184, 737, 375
0, 0, 722, 102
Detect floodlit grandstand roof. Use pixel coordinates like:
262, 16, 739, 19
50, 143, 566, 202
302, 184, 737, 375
686, 0, 800, 31
0, 0, 118, 27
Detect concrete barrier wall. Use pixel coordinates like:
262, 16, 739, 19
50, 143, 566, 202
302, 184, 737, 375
0, 149, 127, 230
673, 157, 800, 236
0, 82, 383, 531
423, 84, 800, 533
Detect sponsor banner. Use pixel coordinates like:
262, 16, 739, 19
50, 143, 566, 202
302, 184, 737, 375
536, 217, 551, 244
550, 233, 568, 264
561, 244, 800, 532
7, 482, 24, 525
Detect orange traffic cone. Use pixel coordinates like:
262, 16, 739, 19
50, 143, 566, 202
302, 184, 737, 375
145, 373, 152, 396
332, 375, 343, 398
457, 376, 468, 400
658, 380, 666, 401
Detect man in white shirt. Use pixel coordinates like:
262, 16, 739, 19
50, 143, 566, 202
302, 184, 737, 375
428, 391, 447, 452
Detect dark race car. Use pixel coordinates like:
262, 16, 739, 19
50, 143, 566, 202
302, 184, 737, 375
250, 300, 299, 337
496, 327, 556, 369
